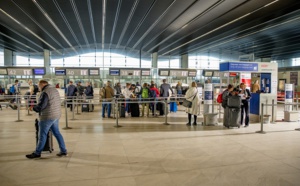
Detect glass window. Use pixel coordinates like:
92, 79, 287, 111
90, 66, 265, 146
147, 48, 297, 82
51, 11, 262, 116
0, 48, 4, 66
16, 54, 29, 66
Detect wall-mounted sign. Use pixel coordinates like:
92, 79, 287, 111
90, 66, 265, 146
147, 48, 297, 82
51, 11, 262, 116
188, 71, 197, 77
159, 70, 169, 76
220, 62, 258, 72
170, 70, 188, 77
141, 70, 150, 76
7, 68, 32, 76
0, 68, 8, 75
290, 72, 298, 86
109, 69, 120, 76
89, 69, 99, 76
55, 69, 66, 76
66, 69, 88, 76
120, 69, 141, 76
33, 68, 45, 75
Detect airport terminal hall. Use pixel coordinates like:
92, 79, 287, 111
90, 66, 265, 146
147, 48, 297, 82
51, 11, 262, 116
1, 0, 300, 185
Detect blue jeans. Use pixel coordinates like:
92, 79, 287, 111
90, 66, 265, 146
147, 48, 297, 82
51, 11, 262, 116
102, 103, 111, 117
35, 119, 67, 155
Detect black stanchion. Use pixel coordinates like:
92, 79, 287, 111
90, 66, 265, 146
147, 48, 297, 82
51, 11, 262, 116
63, 100, 72, 130
256, 103, 266, 134
163, 99, 170, 125
15, 96, 23, 122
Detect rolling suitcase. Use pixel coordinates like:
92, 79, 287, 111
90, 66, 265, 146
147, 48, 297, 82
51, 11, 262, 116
35, 119, 53, 153
130, 103, 140, 117
157, 102, 164, 116
82, 102, 94, 112
225, 107, 241, 128
119, 105, 126, 117
224, 96, 241, 128
170, 102, 177, 112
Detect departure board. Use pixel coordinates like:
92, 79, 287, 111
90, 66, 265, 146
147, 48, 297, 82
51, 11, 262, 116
55, 69, 66, 76
188, 71, 197, 77
33, 68, 45, 75
66, 69, 88, 76
7, 68, 32, 76
170, 70, 188, 77
109, 69, 120, 76
89, 69, 99, 76
0, 68, 7, 75
141, 70, 150, 76
120, 69, 141, 76
213, 71, 220, 77
159, 70, 169, 76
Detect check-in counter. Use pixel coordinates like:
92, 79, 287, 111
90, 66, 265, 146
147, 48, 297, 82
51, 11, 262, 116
250, 93, 277, 122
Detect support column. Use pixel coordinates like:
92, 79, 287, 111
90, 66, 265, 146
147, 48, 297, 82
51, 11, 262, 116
152, 52, 158, 68
44, 49, 51, 75
181, 54, 188, 68
4, 49, 15, 66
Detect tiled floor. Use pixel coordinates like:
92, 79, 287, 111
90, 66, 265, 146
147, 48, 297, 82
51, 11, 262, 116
0, 104, 300, 186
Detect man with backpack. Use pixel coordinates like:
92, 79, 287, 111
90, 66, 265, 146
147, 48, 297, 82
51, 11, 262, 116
139, 83, 153, 117
150, 84, 159, 116
9, 80, 20, 110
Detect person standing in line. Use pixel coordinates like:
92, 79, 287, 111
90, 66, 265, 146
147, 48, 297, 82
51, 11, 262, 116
66, 81, 77, 111
176, 81, 183, 95
252, 80, 260, 93
26, 80, 67, 159
85, 82, 94, 99
101, 81, 114, 118
114, 82, 122, 98
122, 83, 133, 114
160, 79, 173, 98
239, 83, 251, 127
76, 82, 84, 97
28, 80, 39, 109
184, 82, 200, 125
222, 84, 234, 126
139, 83, 151, 117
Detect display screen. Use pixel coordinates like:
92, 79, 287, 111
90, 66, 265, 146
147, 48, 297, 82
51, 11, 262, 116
159, 70, 169, 76
188, 71, 197, 77
55, 69, 66, 76
0, 68, 8, 75
109, 69, 120, 76
203, 71, 213, 77
213, 71, 220, 77
120, 69, 140, 76
170, 70, 188, 77
89, 69, 99, 76
7, 68, 32, 76
66, 69, 88, 76
141, 70, 150, 76
33, 68, 45, 75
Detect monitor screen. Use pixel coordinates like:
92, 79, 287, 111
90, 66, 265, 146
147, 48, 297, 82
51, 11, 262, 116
89, 69, 99, 76
55, 69, 66, 76
159, 70, 169, 76
188, 71, 197, 77
141, 70, 150, 76
204, 71, 213, 77
109, 69, 120, 76
0, 68, 7, 75
33, 68, 45, 75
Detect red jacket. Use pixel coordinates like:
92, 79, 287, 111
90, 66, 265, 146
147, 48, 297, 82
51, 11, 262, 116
150, 87, 160, 97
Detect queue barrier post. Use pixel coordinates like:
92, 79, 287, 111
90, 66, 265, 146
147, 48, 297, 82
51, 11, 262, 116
163, 99, 170, 125
76, 96, 81, 115
256, 103, 266, 134
63, 100, 72, 130
271, 99, 276, 124
15, 96, 23, 122
114, 100, 122, 128
71, 97, 76, 120
27, 95, 32, 116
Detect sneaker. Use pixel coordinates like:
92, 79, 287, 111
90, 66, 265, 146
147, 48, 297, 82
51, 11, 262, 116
56, 152, 68, 157
26, 153, 41, 159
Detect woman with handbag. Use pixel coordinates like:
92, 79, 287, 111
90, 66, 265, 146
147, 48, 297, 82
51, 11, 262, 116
184, 82, 200, 125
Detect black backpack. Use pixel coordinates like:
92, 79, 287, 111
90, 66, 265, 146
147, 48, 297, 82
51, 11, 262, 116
33, 84, 39, 95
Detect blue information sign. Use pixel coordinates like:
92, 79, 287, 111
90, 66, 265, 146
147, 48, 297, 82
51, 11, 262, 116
204, 91, 213, 100
286, 91, 293, 99
220, 62, 258, 72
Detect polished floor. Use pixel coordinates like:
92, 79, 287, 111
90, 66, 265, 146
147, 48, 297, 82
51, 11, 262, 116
0, 104, 300, 186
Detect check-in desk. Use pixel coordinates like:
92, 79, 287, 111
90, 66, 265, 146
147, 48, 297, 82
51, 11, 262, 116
250, 93, 277, 122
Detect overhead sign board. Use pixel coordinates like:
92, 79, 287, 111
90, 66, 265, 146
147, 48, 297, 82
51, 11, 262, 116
0, 68, 8, 75
7, 68, 32, 76
33, 68, 45, 75
220, 62, 258, 72
66, 69, 88, 76
141, 70, 151, 76
120, 69, 141, 76
89, 69, 99, 76
109, 69, 120, 76
170, 70, 188, 77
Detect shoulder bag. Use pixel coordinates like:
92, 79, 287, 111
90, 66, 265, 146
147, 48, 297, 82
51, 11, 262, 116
182, 90, 198, 108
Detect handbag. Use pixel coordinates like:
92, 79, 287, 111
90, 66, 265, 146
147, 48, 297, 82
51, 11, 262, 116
182, 90, 198, 108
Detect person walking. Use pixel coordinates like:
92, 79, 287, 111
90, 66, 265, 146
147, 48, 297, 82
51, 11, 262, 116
26, 80, 67, 159
184, 82, 200, 125
9, 80, 20, 110
101, 81, 114, 118
239, 83, 251, 127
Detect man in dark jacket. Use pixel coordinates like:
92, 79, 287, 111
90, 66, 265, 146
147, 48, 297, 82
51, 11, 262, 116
26, 80, 67, 159
85, 82, 94, 99
66, 81, 77, 111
